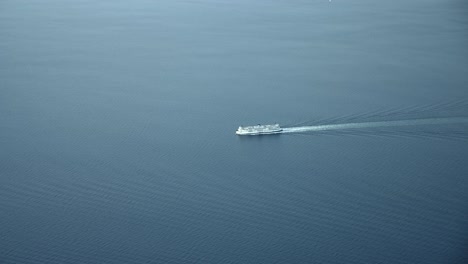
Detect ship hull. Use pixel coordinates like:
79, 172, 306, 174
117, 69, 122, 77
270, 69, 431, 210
235, 129, 283, 135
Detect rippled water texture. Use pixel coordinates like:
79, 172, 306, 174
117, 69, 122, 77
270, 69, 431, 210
1, 0, 468, 263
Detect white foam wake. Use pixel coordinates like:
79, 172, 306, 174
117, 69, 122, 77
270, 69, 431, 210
281, 117, 468, 134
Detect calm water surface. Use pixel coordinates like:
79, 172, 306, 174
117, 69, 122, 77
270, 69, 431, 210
1, 0, 468, 263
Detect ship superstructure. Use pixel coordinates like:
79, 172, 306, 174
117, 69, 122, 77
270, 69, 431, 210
236, 124, 282, 135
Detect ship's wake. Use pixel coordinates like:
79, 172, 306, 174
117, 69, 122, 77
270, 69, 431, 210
281, 117, 468, 134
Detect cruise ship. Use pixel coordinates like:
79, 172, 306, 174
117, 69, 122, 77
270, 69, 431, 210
236, 124, 283, 135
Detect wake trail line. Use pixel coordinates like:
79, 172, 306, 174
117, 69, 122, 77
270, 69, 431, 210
281, 117, 468, 134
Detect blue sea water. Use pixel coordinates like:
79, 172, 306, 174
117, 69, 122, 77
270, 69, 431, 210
1, 0, 468, 263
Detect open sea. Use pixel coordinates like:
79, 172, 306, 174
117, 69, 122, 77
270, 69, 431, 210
1, 0, 468, 263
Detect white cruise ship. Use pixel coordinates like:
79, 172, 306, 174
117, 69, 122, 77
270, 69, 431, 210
236, 124, 283, 135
